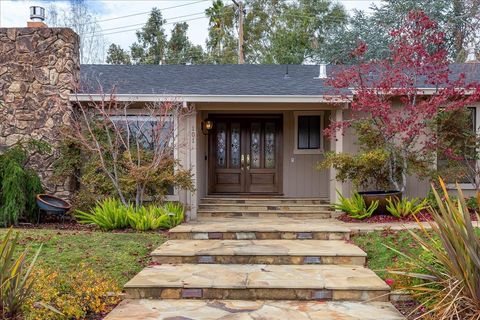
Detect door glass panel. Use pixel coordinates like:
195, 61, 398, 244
230, 122, 241, 168
251, 122, 261, 168
265, 122, 275, 169
216, 122, 226, 168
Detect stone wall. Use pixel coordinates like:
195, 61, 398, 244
0, 27, 80, 197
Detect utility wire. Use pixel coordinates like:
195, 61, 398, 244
77, 0, 210, 26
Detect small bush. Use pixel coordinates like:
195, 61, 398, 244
25, 266, 121, 319
128, 205, 169, 231
386, 197, 427, 218
0, 144, 44, 226
76, 198, 185, 231
0, 228, 41, 319
76, 198, 130, 231
333, 191, 378, 220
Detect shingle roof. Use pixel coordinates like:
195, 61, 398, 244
79, 63, 480, 96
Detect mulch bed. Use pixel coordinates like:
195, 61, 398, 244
393, 300, 426, 319
337, 211, 478, 223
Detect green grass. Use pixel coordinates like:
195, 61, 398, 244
2, 228, 166, 286
351, 230, 424, 279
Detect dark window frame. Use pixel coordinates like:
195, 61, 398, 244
297, 115, 322, 150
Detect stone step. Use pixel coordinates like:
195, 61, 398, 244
168, 217, 351, 240
105, 299, 405, 320
198, 203, 333, 211
201, 197, 329, 205
124, 264, 390, 301
197, 210, 332, 218
151, 240, 366, 265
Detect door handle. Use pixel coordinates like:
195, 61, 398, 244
241, 154, 245, 170
246, 154, 250, 170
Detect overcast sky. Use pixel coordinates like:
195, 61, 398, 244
0, 0, 380, 54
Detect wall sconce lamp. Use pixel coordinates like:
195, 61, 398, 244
201, 119, 213, 135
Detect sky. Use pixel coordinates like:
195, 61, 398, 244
0, 0, 380, 58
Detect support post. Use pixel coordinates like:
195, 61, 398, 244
187, 109, 198, 220
329, 107, 344, 205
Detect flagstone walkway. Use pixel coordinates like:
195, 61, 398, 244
105, 198, 405, 320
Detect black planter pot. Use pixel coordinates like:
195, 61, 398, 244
358, 190, 402, 215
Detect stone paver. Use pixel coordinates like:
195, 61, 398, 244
106, 197, 405, 319
124, 264, 390, 301
170, 217, 351, 233
151, 239, 366, 265
105, 299, 405, 320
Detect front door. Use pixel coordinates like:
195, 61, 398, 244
209, 115, 283, 194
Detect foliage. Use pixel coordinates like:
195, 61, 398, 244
0, 228, 41, 319
436, 107, 480, 189
388, 180, 480, 319
325, 0, 480, 63
163, 202, 185, 229
76, 198, 185, 231
333, 191, 378, 220
106, 44, 131, 65
25, 266, 120, 319
130, 7, 167, 64
68, 96, 195, 208
166, 22, 205, 64
325, 11, 480, 193
76, 198, 130, 231
386, 197, 427, 218
0, 143, 46, 226
318, 149, 392, 190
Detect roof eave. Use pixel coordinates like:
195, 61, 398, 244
69, 93, 350, 103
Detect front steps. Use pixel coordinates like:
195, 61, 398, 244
151, 239, 367, 265
198, 197, 333, 218
124, 264, 390, 301
105, 197, 404, 320
169, 217, 351, 240
107, 300, 405, 320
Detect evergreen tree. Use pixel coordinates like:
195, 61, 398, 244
131, 8, 167, 64
106, 44, 131, 65
166, 23, 205, 64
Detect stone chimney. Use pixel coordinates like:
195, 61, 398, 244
0, 21, 80, 197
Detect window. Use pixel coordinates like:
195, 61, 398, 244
294, 112, 323, 154
437, 107, 477, 186
110, 115, 176, 196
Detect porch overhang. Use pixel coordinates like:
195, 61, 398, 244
69, 94, 350, 104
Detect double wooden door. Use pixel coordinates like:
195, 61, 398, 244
209, 115, 282, 194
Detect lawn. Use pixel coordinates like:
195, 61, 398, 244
1, 228, 166, 319
6, 228, 166, 286
351, 229, 424, 280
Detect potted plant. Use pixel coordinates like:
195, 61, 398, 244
318, 148, 402, 214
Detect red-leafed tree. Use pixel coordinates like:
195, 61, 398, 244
325, 10, 480, 193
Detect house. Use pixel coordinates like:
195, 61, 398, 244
2, 25, 479, 220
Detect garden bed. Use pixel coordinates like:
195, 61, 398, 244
337, 211, 478, 223
0, 228, 166, 319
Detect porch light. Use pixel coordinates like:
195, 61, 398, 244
201, 119, 213, 135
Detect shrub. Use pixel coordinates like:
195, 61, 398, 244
0, 228, 41, 319
25, 266, 121, 319
388, 180, 480, 319
162, 202, 185, 229
76, 198, 130, 231
0, 144, 45, 226
76, 198, 185, 231
333, 191, 378, 220
385, 197, 427, 218
128, 205, 169, 231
